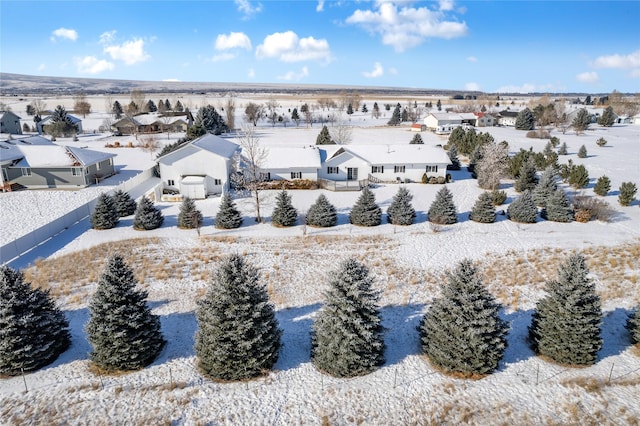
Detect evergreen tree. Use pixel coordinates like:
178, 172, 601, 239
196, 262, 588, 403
311, 259, 385, 377
469, 192, 496, 223
593, 175, 611, 196
515, 108, 535, 130
306, 194, 337, 228
568, 164, 589, 189
410, 133, 423, 144
195, 255, 281, 380
349, 187, 382, 226
529, 254, 602, 365
618, 182, 637, 206
112, 189, 137, 217
0, 266, 70, 376
145, 100, 157, 113
315, 125, 334, 145
112, 100, 123, 119
195, 105, 228, 135
572, 108, 591, 134
558, 141, 568, 155
436, 99, 442, 111
532, 166, 558, 208
541, 188, 573, 222
598, 106, 616, 127
515, 158, 538, 192
91, 193, 119, 230
577, 144, 587, 158
291, 108, 300, 125
401, 108, 409, 122
508, 190, 537, 223
86, 255, 164, 371
447, 144, 461, 170
448, 126, 466, 154
627, 305, 640, 345
164, 99, 172, 111
387, 103, 402, 126
133, 195, 164, 230
177, 197, 203, 229
215, 194, 243, 229
428, 186, 458, 224
271, 190, 298, 227
387, 186, 416, 226
418, 260, 508, 376
174, 100, 184, 112
346, 103, 354, 115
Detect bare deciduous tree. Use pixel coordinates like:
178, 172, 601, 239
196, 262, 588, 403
138, 135, 160, 158
234, 125, 268, 222
244, 102, 264, 127
476, 141, 509, 190
73, 92, 91, 118
224, 95, 236, 131
330, 113, 353, 145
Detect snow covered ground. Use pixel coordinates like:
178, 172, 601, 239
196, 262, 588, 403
1, 97, 639, 424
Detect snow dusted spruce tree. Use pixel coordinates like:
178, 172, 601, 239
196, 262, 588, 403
306, 194, 337, 228
133, 195, 164, 230
515, 107, 535, 130
271, 189, 298, 227
418, 259, 509, 376
177, 196, 203, 229
86, 256, 164, 371
529, 254, 602, 365
349, 186, 382, 226
508, 190, 537, 223
91, 193, 119, 230
428, 186, 457, 225
215, 193, 243, 229
311, 258, 385, 377
195, 254, 281, 380
447, 144, 461, 170
515, 158, 538, 193
469, 192, 496, 223
387, 186, 416, 226
0, 266, 70, 376
627, 305, 640, 345
112, 189, 137, 217
315, 125, 333, 145
541, 188, 573, 223
533, 166, 558, 208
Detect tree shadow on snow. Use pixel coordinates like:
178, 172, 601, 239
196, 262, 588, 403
156, 311, 198, 362
274, 303, 322, 371
597, 307, 635, 361
499, 309, 536, 367
381, 303, 426, 366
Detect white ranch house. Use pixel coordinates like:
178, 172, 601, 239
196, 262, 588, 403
260, 146, 321, 181
157, 134, 240, 199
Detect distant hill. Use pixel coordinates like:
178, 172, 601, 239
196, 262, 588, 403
0, 72, 462, 97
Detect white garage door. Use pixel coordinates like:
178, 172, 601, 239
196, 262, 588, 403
180, 176, 206, 199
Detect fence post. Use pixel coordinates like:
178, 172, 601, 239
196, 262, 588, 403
21, 368, 28, 393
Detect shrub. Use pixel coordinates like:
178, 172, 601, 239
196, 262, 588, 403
541, 189, 573, 223
306, 194, 337, 228
573, 195, 615, 222
550, 136, 560, 148
91, 193, 119, 230
86, 255, 165, 371
418, 259, 509, 376
0, 266, 70, 376
577, 145, 587, 158
271, 190, 298, 227
529, 254, 602, 366
195, 255, 281, 380
349, 187, 382, 226
526, 129, 550, 139
311, 259, 385, 377
558, 142, 568, 155
618, 182, 637, 206
514, 158, 538, 193
596, 137, 607, 147
491, 189, 507, 206
177, 197, 203, 229
532, 166, 558, 208
508, 190, 537, 223
428, 186, 457, 225
387, 186, 416, 226
470, 192, 496, 223
593, 175, 611, 197
568, 164, 589, 189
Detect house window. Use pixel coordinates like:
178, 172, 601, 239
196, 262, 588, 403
394, 165, 405, 173
168, 179, 175, 186
426, 165, 438, 173
291, 172, 302, 179
371, 166, 384, 173
327, 166, 338, 174
72, 168, 82, 176
214, 178, 222, 185
21, 168, 31, 176
260, 172, 271, 181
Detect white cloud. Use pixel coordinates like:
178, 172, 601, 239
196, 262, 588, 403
38, 63, 46, 71
162, 78, 181, 82
74, 56, 114, 74
215, 32, 252, 51
464, 82, 481, 91
278, 66, 309, 81
235, 0, 262, 18
466, 56, 477, 62
256, 31, 332, 63
592, 50, 640, 69
99, 31, 116, 45
316, 0, 325, 12
576, 71, 599, 84
363, 62, 384, 78
104, 38, 150, 65
51, 28, 78, 42
345, 1, 468, 52
495, 83, 557, 93
439, 0, 454, 11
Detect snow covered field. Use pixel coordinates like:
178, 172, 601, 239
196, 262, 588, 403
1, 95, 639, 424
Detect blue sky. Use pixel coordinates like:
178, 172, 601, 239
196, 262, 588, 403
1, 0, 639, 93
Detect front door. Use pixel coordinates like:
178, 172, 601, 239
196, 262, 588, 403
347, 167, 358, 181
